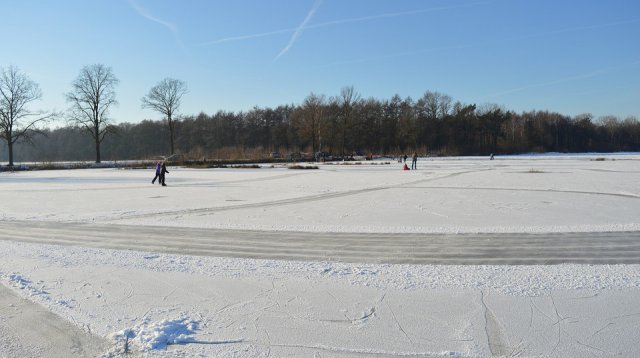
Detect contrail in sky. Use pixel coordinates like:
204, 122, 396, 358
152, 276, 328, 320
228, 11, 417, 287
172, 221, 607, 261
129, 0, 185, 50
201, 0, 494, 46
202, 28, 293, 45
304, 0, 496, 30
510, 18, 640, 42
273, 0, 323, 62
318, 17, 640, 68
483, 60, 640, 99
487, 71, 609, 98
320, 43, 480, 67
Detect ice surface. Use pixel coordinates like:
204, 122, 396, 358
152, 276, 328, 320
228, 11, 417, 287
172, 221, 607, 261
1, 154, 639, 356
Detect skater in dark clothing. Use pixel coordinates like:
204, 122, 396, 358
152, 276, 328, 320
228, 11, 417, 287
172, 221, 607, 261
403, 154, 408, 163
151, 162, 161, 184
411, 151, 418, 170
160, 162, 169, 186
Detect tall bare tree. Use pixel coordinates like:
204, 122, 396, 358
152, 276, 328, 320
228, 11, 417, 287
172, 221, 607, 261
301, 93, 325, 154
0, 66, 53, 166
66, 64, 118, 163
339, 86, 360, 156
141, 78, 188, 155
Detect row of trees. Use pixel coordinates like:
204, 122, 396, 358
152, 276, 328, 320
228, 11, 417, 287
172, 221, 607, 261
3, 91, 639, 163
1, 65, 639, 164
0, 64, 186, 166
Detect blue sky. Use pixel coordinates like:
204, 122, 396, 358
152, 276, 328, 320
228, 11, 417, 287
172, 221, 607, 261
2, 0, 639, 123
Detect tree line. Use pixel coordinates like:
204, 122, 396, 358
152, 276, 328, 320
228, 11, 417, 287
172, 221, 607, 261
2, 65, 639, 164
1, 64, 185, 165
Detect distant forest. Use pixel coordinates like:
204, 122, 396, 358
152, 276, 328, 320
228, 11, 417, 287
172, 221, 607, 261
2, 91, 639, 162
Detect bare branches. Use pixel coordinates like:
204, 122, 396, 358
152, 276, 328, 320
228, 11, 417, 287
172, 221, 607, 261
300, 92, 326, 154
0, 66, 53, 166
339, 86, 360, 156
66, 64, 119, 163
141, 78, 187, 154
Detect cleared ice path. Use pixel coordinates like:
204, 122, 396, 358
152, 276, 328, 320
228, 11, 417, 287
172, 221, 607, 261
0, 284, 110, 358
1, 220, 639, 264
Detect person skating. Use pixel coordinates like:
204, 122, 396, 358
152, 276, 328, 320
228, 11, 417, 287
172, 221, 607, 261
411, 151, 418, 170
151, 161, 161, 184
160, 162, 169, 186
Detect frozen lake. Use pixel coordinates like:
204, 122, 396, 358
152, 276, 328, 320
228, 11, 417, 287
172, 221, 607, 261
3, 155, 640, 234
1, 154, 640, 357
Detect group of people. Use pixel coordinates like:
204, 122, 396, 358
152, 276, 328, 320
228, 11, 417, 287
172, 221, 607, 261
151, 161, 169, 186
402, 152, 418, 170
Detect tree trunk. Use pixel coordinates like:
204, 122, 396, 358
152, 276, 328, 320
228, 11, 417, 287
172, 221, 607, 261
168, 115, 175, 155
341, 121, 346, 156
91, 109, 102, 163
8, 141, 14, 167
95, 126, 101, 163
170, 131, 175, 155
95, 139, 101, 163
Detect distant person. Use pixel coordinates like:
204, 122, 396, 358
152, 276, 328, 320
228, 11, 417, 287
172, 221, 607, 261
151, 161, 161, 184
403, 154, 408, 163
411, 151, 418, 170
490, 153, 495, 160
160, 162, 170, 186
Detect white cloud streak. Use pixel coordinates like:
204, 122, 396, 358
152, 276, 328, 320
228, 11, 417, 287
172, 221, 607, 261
509, 18, 640, 42
484, 60, 640, 99
202, 28, 294, 46
318, 17, 640, 68
273, 0, 323, 62
129, 0, 185, 50
202, 0, 493, 47
319, 43, 480, 68
487, 71, 608, 98
305, 0, 496, 30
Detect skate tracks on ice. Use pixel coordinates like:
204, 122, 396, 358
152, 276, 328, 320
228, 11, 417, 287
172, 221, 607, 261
1, 220, 639, 264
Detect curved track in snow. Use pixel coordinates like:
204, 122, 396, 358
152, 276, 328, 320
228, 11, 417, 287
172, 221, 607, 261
0, 284, 110, 358
1, 220, 639, 264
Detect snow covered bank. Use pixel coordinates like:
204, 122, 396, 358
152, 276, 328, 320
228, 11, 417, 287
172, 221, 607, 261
1, 240, 640, 357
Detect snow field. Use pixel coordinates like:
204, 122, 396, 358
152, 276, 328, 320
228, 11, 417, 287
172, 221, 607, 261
1, 154, 640, 356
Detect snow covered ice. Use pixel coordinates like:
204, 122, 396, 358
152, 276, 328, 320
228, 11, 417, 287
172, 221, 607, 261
1, 154, 640, 357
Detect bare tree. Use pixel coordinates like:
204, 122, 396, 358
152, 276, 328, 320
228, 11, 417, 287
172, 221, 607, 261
418, 91, 452, 120
66, 64, 118, 163
141, 78, 188, 155
0, 66, 53, 166
339, 86, 360, 156
301, 93, 325, 154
